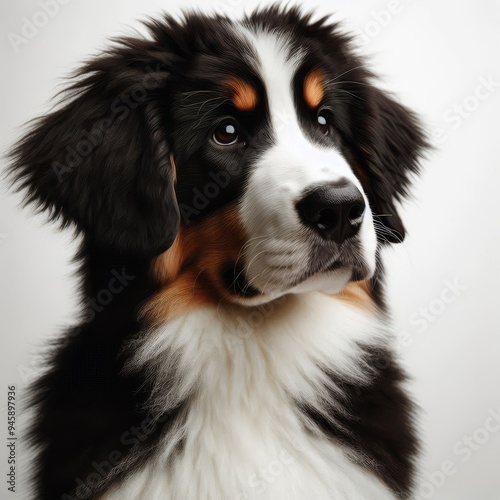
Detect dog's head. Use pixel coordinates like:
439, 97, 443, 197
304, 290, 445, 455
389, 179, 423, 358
9, 7, 427, 305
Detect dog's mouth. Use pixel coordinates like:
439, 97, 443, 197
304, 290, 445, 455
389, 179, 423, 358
221, 262, 261, 298
291, 239, 372, 285
220, 245, 371, 301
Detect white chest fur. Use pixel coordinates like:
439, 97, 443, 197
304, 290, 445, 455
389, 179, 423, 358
104, 292, 398, 500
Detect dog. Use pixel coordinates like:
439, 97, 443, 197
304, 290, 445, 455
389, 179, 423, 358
9, 5, 427, 500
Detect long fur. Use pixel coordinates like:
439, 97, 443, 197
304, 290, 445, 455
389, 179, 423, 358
8, 5, 427, 500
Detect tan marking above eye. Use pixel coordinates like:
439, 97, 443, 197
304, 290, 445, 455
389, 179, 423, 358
304, 70, 325, 108
224, 78, 258, 111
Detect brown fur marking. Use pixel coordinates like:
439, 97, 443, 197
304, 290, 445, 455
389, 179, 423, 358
144, 205, 247, 326
335, 280, 375, 312
225, 78, 258, 111
304, 70, 325, 108
169, 152, 177, 182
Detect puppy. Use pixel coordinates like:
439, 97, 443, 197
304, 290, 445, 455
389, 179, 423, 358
9, 6, 427, 500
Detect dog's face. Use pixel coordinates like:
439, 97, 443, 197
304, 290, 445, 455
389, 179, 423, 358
170, 26, 379, 301
10, 7, 426, 306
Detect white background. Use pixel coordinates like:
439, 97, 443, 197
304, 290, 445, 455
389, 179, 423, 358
1, 0, 499, 499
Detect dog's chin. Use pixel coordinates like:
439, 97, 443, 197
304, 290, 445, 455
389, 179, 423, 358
222, 262, 373, 306
288, 267, 353, 295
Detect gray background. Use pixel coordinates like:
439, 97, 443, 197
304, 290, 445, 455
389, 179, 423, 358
1, 0, 499, 498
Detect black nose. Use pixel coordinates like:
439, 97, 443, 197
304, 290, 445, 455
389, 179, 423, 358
296, 180, 366, 243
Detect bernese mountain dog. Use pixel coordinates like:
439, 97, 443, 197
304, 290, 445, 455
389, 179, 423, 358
9, 5, 428, 500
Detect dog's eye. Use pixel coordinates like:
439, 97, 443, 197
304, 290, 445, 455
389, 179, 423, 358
317, 113, 332, 136
213, 122, 240, 146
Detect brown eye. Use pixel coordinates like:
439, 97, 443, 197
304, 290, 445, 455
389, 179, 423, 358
317, 114, 331, 136
213, 122, 239, 146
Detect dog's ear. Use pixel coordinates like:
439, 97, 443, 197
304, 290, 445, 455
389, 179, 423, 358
362, 87, 428, 244
9, 39, 179, 258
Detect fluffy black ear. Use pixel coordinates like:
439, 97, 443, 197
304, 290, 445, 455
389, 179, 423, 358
363, 87, 428, 244
8, 38, 179, 258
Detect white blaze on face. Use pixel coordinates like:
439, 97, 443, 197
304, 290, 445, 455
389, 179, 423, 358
237, 28, 377, 295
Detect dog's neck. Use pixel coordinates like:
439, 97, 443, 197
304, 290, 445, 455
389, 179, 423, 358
126, 289, 390, 416
110, 290, 394, 500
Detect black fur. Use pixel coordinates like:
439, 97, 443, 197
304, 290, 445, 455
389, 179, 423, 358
8, 5, 427, 499
300, 347, 419, 499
